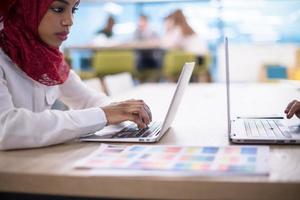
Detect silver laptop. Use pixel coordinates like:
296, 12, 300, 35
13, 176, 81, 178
80, 62, 195, 143
225, 37, 300, 144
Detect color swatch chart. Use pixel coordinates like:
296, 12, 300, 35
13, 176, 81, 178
75, 144, 269, 176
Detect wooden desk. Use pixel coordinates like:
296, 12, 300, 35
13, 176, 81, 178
1, 83, 300, 200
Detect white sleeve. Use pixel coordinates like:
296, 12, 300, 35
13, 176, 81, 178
0, 70, 107, 150
59, 70, 111, 109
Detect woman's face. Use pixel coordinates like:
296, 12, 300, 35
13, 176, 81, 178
164, 18, 175, 32
38, 0, 79, 48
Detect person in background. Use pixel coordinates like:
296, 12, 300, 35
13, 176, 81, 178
133, 14, 161, 77
0, 0, 152, 150
91, 15, 117, 46
161, 9, 208, 56
134, 14, 157, 41
96, 15, 115, 38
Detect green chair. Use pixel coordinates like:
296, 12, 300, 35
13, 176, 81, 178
92, 50, 135, 78
162, 50, 194, 81
162, 50, 210, 82
78, 70, 98, 80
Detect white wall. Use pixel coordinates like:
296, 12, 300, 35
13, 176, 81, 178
217, 43, 299, 82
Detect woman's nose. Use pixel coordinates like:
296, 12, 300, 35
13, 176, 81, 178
62, 14, 73, 27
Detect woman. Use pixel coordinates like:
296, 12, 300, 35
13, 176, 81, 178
161, 9, 208, 55
0, 0, 152, 150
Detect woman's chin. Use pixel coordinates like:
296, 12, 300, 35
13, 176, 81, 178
48, 41, 62, 49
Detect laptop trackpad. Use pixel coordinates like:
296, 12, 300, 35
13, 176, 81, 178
288, 125, 300, 134
285, 119, 300, 134
94, 122, 131, 136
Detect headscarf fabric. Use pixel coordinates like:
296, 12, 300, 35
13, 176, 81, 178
0, 0, 69, 86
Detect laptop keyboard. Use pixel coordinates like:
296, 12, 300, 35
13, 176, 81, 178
111, 121, 161, 138
243, 119, 291, 138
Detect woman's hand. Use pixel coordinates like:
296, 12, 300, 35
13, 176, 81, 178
101, 99, 152, 129
285, 100, 300, 119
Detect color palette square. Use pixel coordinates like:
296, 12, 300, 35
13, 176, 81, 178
74, 144, 269, 176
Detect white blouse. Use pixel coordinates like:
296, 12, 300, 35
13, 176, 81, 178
0, 49, 109, 150
161, 27, 208, 56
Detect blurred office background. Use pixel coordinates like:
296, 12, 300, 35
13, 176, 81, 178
63, 0, 300, 92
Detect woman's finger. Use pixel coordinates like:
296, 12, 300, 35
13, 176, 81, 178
295, 111, 300, 119
126, 105, 150, 126
287, 101, 300, 119
128, 112, 146, 129
141, 106, 150, 125
285, 100, 298, 114
144, 104, 152, 121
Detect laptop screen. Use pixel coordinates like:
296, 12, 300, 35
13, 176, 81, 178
225, 37, 231, 134
160, 62, 195, 135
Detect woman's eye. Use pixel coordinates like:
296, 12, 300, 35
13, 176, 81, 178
51, 7, 64, 13
72, 7, 78, 14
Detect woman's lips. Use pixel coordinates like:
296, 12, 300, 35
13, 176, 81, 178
56, 32, 69, 41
